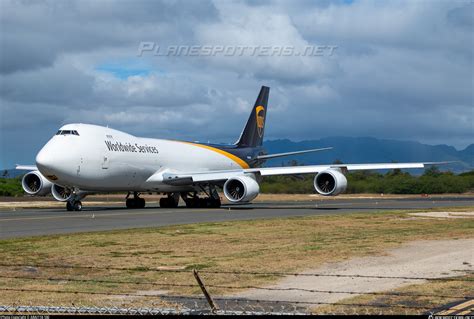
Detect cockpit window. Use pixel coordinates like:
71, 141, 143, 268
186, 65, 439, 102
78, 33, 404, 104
55, 130, 79, 136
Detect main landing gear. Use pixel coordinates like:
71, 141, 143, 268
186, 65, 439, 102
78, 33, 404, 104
180, 185, 221, 208
159, 193, 180, 208
126, 192, 146, 209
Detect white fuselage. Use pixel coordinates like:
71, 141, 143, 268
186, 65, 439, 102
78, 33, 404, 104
36, 124, 247, 192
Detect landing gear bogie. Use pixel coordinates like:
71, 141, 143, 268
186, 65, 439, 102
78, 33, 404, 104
125, 192, 146, 209
181, 191, 221, 208
159, 194, 179, 208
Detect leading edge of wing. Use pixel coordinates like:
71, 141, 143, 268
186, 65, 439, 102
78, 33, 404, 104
15, 164, 37, 171
255, 161, 454, 176
148, 161, 451, 185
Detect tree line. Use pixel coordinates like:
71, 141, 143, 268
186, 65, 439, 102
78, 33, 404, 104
261, 167, 474, 194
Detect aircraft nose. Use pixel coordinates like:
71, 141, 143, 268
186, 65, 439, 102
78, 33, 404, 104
36, 146, 53, 171
35, 136, 78, 181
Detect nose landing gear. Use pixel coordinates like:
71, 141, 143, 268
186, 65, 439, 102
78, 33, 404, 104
65, 190, 84, 211
125, 192, 146, 209
66, 200, 82, 211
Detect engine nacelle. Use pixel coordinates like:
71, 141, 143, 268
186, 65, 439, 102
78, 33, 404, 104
223, 175, 260, 203
21, 170, 52, 196
314, 169, 348, 196
51, 184, 74, 202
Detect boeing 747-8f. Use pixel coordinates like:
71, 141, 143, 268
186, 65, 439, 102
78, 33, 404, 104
17, 86, 443, 211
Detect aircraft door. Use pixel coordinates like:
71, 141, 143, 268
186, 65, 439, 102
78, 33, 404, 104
102, 153, 109, 169
77, 157, 83, 176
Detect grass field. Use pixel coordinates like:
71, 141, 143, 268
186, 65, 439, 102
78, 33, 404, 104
0, 206, 472, 311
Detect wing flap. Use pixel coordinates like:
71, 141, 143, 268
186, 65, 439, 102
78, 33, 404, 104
145, 169, 245, 185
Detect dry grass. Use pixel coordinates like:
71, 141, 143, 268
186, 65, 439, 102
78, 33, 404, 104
0, 207, 472, 308
313, 274, 474, 315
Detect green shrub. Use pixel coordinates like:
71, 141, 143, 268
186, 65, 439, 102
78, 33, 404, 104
0, 176, 24, 197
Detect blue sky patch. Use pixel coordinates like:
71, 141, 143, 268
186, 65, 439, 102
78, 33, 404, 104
95, 61, 153, 79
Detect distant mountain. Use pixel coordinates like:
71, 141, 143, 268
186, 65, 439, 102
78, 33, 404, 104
263, 137, 473, 173
0, 169, 24, 179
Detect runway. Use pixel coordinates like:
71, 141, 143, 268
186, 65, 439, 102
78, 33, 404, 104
1, 197, 473, 239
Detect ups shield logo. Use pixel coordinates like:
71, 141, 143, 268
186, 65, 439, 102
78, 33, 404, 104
255, 105, 265, 137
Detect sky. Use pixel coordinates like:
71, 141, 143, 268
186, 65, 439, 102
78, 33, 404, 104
0, 0, 472, 168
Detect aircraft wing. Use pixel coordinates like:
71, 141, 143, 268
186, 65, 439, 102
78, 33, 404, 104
16, 165, 37, 171
147, 162, 448, 185
251, 162, 429, 176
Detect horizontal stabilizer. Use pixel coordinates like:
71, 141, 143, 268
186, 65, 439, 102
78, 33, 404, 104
256, 147, 333, 160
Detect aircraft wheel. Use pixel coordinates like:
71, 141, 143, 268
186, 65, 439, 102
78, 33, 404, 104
184, 197, 219, 208
169, 197, 178, 208
201, 198, 221, 208
66, 201, 74, 211
210, 198, 221, 208
138, 198, 146, 208
126, 198, 135, 209
73, 201, 82, 211
159, 197, 168, 208
199, 198, 208, 208
160, 197, 177, 208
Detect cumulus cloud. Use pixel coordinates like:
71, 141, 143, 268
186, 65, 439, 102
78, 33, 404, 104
194, 1, 339, 84
0, 0, 472, 168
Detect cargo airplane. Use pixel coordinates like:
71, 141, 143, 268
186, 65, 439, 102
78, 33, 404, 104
17, 86, 441, 211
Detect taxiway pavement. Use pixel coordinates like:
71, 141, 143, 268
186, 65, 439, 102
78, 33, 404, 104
1, 197, 473, 239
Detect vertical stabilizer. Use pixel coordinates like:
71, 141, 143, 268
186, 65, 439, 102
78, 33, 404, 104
236, 86, 269, 148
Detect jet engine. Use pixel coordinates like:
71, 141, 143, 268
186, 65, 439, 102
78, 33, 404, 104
223, 175, 260, 203
314, 169, 347, 196
21, 170, 52, 196
51, 184, 73, 202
